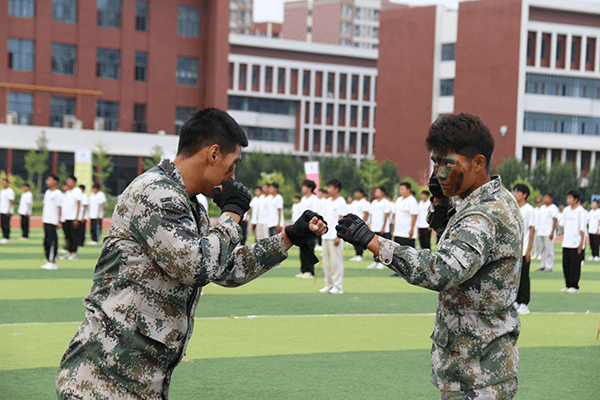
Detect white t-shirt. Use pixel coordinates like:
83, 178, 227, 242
0, 187, 15, 214
393, 195, 419, 238
370, 198, 392, 233
353, 198, 370, 221
520, 203, 534, 257
300, 193, 319, 214
318, 197, 327, 215
89, 191, 108, 219
77, 192, 89, 220
559, 205, 586, 249
291, 202, 302, 222
62, 187, 82, 220
18, 191, 33, 215
537, 203, 559, 236
417, 199, 431, 229
249, 196, 259, 224
268, 194, 284, 228
588, 208, 600, 234
42, 189, 63, 225
322, 196, 346, 240
257, 194, 271, 225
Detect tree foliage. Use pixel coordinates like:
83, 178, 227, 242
143, 145, 164, 171
547, 162, 579, 201
358, 158, 388, 200
24, 132, 49, 196
530, 160, 549, 195
257, 171, 296, 205
586, 162, 600, 196
93, 142, 114, 191
495, 157, 528, 190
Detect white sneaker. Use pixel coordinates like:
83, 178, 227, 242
59, 254, 69, 260
536, 256, 542, 260
513, 302, 520, 310
319, 286, 332, 293
87, 241, 99, 245
0, 238, 9, 244
58, 249, 67, 254
302, 272, 314, 279
581, 261, 585, 266
349, 255, 357, 262
517, 304, 530, 314
315, 245, 323, 251
41, 262, 58, 270
295, 273, 305, 278
588, 256, 595, 261
354, 256, 363, 262
566, 287, 580, 294
559, 287, 569, 293
594, 256, 600, 261
376, 263, 385, 269
366, 262, 378, 269
329, 287, 343, 294
66, 253, 78, 260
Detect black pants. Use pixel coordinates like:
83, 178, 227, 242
394, 236, 415, 248
516, 256, 530, 305
300, 237, 316, 275
62, 222, 69, 250
21, 215, 29, 238
239, 220, 248, 246
269, 226, 278, 237
562, 247, 581, 289
76, 220, 86, 247
65, 220, 78, 253
590, 234, 600, 258
353, 244, 364, 256
1, 213, 10, 239
44, 223, 58, 263
91, 219, 102, 242
418, 228, 431, 250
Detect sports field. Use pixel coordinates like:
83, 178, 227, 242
1, 229, 599, 399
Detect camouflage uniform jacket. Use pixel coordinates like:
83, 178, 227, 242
376, 176, 523, 391
56, 159, 288, 399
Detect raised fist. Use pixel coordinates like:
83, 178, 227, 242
336, 213, 375, 249
212, 179, 252, 217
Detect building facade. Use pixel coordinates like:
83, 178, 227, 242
375, 0, 600, 185
228, 34, 378, 161
229, 0, 254, 34
282, 0, 406, 48
253, 21, 283, 38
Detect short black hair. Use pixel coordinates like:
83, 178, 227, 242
326, 179, 342, 190
426, 113, 495, 170
294, 195, 301, 200
255, 187, 263, 192
23, 183, 30, 188
177, 108, 248, 157
544, 193, 554, 199
302, 179, 316, 191
377, 185, 388, 196
513, 183, 530, 199
593, 199, 599, 204
79, 184, 86, 191
68, 175, 77, 182
93, 183, 100, 190
318, 188, 327, 194
48, 174, 59, 182
567, 190, 580, 201
400, 182, 411, 190
271, 182, 279, 190
421, 190, 430, 196
354, 188, 365, 195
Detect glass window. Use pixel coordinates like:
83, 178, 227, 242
97, 0, 121, 28
441, 43, 455, 61
241, 126, 294, 143
8, 92, 33, 125
52, 43, 76, 75
133, 103, 146, 132
96, 100, 119, 131
53, 0, 77, 23
8, 38, 35, 71
135, 1, 148, 31
134, 52, 147, 82
97, 48, 120, 79
228, 96, 297, 116
175, 107, 196, 135
178, 6, 199, 38
176, 56, 198, 86
50, 96, 76, 127
440, 79, 454, 96
9, 0, 35, 18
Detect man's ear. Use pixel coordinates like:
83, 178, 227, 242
207, 144, 221, 165
472, 154, 487, 172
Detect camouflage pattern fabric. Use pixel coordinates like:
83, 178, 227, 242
56, 159, 288, 399
440, 377, 518, 399
376, 176, 523, 392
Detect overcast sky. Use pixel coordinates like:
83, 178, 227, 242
254, 0, 600, 22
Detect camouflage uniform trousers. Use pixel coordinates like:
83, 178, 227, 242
440, 377, 518, 400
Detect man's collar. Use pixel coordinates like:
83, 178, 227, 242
455, 175, 502, 213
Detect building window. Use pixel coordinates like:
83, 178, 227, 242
303, 70, 310, 95
351, 75, 358, 100
8, 92, 33, 125
228, 63, 234, 90
135, 1, 148, 31
241, 127, 294, 143
313, 130, 321, 152
338, 104, 346, 126
228, 96, 297, 115
96, 100, 119, 131
325, 130, 333, 151
50, 96, 75, 127
440, 79, 454, 96
97, 48, 120, 79
314, 102, 322, 124
97, 0, 121, 28
327, 73, 335, 96
350, 105, 357, 127
362, 106, 369, 127
9, 0, 35, 18
8, 38, 35, 71
361, 133, 369, 154
278, 68, 286, 94
363, 76, 370, 101
326, 103, 333, 125
251, 65, 260, 91
134, 52, 147, 82
441, 43, 455, 61
53, 0, 77, 23
178, 6, 199, 38
176, 56, 198, 86
52, 43, 76, 75
349, 131, 357, 152
133, 103, 146, 132
265, 66, 273, 92
175, 107, 196, 135
337, 131, 345, 152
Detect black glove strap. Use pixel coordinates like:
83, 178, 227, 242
299, 242, 319, 266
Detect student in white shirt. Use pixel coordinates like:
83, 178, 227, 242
41, 174, 63, 270
255, 184, 270, 240
247, 187, 263, 240
588, 199, 600, 261
291, 196, 302, 222
319, 179, 346, 294
296, 179, 319, 279
558, 190, 586, 293
314, 188, 328, 251
60, 175, 82, 260
88, 183, 108, 244
393, 182, 419, 247
367, 186, 392, 269
269, 183, 284, 236
531, 197, 543, 259
76, 185, 89, 247
536, 193, 559, 272
17, 183, 33, 239
513, 184, 535, 314
417, 190, 432, 250
349, 188, 370, 262
0, 178, 15, 243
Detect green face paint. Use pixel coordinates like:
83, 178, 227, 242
435, 155, 456, 183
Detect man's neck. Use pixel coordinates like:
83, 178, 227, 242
331, 193, 340, 200
517, 199, 526, 207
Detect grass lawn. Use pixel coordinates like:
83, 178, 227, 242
0, 229, 599, 399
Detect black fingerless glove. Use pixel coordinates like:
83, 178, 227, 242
212, 179, 252, 217
335, 213, 375, 249
285, 210, 327, 266
428, 172, 446, 200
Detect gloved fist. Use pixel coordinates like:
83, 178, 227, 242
285, 210, 327, 246
335, 213, 375, 249
212, 179, 252, 217
428, 172, 446, 200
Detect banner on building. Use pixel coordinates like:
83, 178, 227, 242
75, 150, 93, 196
304, 161, 319, 189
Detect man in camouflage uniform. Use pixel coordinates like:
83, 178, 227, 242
56, 108, 327, 399
336, 113, 523, 399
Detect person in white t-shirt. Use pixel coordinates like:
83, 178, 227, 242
531, 197, 543, 259
393, 182, 419, 247
17, 183, 33, 239
75, 185, 89, 247
255, 184, 270, 240
319, 179, 347, 294
247, 187, 263, 240
558, 190, 586, 293
536, 193, 559, 272
291, 196, 302, 222
88, 184, 108, 245
314, 188, 328, 251
296, 179, 320, 279
0, 178, 15, 243
588, 199, 600, 261
268, 183, 284, 236
417, 190, 432, 250
60, 175, 83, 260
513, 184, 535, 314
349, 188, 370, 262
367, 186, 392, 269
41, 174, 63, 270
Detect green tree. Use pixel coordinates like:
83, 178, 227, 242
24, 132, 50, 196
143, 145, 164, 171
585, 162, 600, 196
380, 159, 401, 195
319, 156, 360, 198
93, 142, 114, 191
257, 171, 295, 205
547, 162, 579, 202
57, 163, 69, 185
511, 176, 542, 207
531, 160, 549, 195
495, 157, 528, 189
358, 158, 388, 200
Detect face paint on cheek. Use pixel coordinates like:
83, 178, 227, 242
455, 172, 464, 193
436, 164, 454, 182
